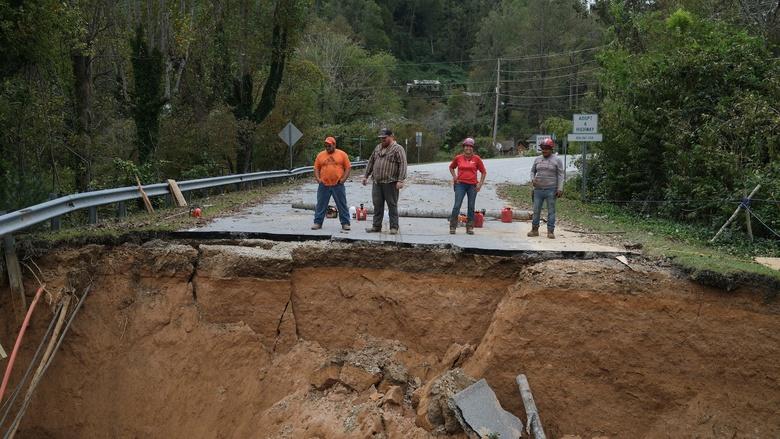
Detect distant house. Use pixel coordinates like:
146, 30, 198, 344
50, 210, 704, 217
405, 80, 442, 94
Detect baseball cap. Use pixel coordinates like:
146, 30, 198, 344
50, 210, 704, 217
378, 128, 393, 138
324, 136, 336, 146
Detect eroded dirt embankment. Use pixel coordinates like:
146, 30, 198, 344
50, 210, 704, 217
0, 240, 778, 438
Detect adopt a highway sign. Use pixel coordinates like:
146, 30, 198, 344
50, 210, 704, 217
573, 114, 598, 133
568, 133, 603, 142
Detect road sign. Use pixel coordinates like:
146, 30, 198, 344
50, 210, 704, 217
567, 133, 603, 142
415, 131, 422, 145
573, 114, 598, 134
278, 122, 303, 147
278, 122, 303, 169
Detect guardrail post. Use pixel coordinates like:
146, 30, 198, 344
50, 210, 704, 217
49, 193, 61, 231
88, 206, 98, 225
1, 233, 27, 313
165, 193, 173, 207
117, 201, 127, 218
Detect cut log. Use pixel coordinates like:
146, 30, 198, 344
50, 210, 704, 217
167, 179, 188, 207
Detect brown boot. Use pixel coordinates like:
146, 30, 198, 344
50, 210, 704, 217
466, 221, 474, 235
527, 226, 539, 237
547, 230, 556, 239
449, 218, 457, 234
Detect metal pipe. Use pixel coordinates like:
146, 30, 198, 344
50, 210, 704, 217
291, 203, 532, 220
516, 374, 546, 439
0, 286, 46, 403
4, 286, 91, 439
0, 302, 62, 425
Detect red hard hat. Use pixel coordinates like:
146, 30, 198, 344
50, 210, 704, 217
540, 138, 555, 149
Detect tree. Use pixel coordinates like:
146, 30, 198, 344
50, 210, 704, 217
593, 9, 780, 230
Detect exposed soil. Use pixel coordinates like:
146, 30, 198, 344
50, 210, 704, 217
0, 240, 778, 438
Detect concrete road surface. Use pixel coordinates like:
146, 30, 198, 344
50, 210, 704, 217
186, 156, 622, 254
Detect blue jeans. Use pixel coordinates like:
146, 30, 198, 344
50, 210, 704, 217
450, 183, 477, 224
532, 188, 557, 231
314, 183, 350, 225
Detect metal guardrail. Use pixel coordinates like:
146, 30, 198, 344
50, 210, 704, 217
0, 162, 367, 238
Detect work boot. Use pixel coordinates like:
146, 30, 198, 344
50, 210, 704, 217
527, 226, 539, 237
389, 228, 399, 235
342, 224, 351, 231
365, 226, 381, 233
466, 221, 474, 235
547, 230, 555, 239
311, 223, 322, 230
449, 218, 457, 234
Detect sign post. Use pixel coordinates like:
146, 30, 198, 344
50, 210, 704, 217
568, 114, 602, 201
278, 122, 303, 170
415, 131, 422, 164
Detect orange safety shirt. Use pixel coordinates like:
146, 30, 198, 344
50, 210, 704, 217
314, 149, 351, 186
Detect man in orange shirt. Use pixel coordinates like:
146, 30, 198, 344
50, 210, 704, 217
312, 136, 352, 231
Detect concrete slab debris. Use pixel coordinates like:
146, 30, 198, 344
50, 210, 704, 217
615, 255, 633, 270
755, 257, 780, 271
452, 378, 523, 439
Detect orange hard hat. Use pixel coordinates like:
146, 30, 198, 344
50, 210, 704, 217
325, 136, 337, 146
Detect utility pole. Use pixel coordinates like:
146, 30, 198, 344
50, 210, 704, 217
491, 57, 501, 149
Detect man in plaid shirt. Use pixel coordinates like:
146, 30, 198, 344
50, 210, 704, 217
362, 128, 408, 234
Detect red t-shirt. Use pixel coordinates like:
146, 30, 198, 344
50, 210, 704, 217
449, 154, 486, 185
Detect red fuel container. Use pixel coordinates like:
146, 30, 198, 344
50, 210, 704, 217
474, 212, 484, 228
356, 204, 368, 221
501, 207, 513, 223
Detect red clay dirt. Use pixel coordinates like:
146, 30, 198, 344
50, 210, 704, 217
0, 240, 778, 438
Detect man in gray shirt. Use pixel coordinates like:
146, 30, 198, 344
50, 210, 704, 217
362, 128, 408, 234
528, 138, 564, 239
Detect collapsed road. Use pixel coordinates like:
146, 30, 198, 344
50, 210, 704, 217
0, 239, 778, 438
0, 159, 778, 438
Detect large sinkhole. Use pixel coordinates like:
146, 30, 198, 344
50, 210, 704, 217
1, 240, 778, 438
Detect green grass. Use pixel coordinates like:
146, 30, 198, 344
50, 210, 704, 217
498, 183, 780, 286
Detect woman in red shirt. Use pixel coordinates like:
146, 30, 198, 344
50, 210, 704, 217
448, 137, 487, 234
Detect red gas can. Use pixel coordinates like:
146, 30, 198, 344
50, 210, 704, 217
501, 207, 513, 223
356, 204, 368, 221
474, 211, 484, 228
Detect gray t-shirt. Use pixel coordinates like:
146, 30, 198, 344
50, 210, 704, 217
530, 155, 564, 191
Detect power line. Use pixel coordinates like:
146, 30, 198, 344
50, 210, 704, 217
500, 91, 593, 99
318, 45, 609, 69
500, 60, 597, 74
501, 68, 601, 84
499, 45, 609, 62
744, 205, 780, 238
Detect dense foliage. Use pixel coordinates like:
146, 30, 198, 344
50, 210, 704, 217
591, 8, 779, 235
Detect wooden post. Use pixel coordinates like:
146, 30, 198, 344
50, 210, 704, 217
2, 234, 26, 312
167, 179, 188, 207
135, 175, 155, 214
710, 184, 761, 243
